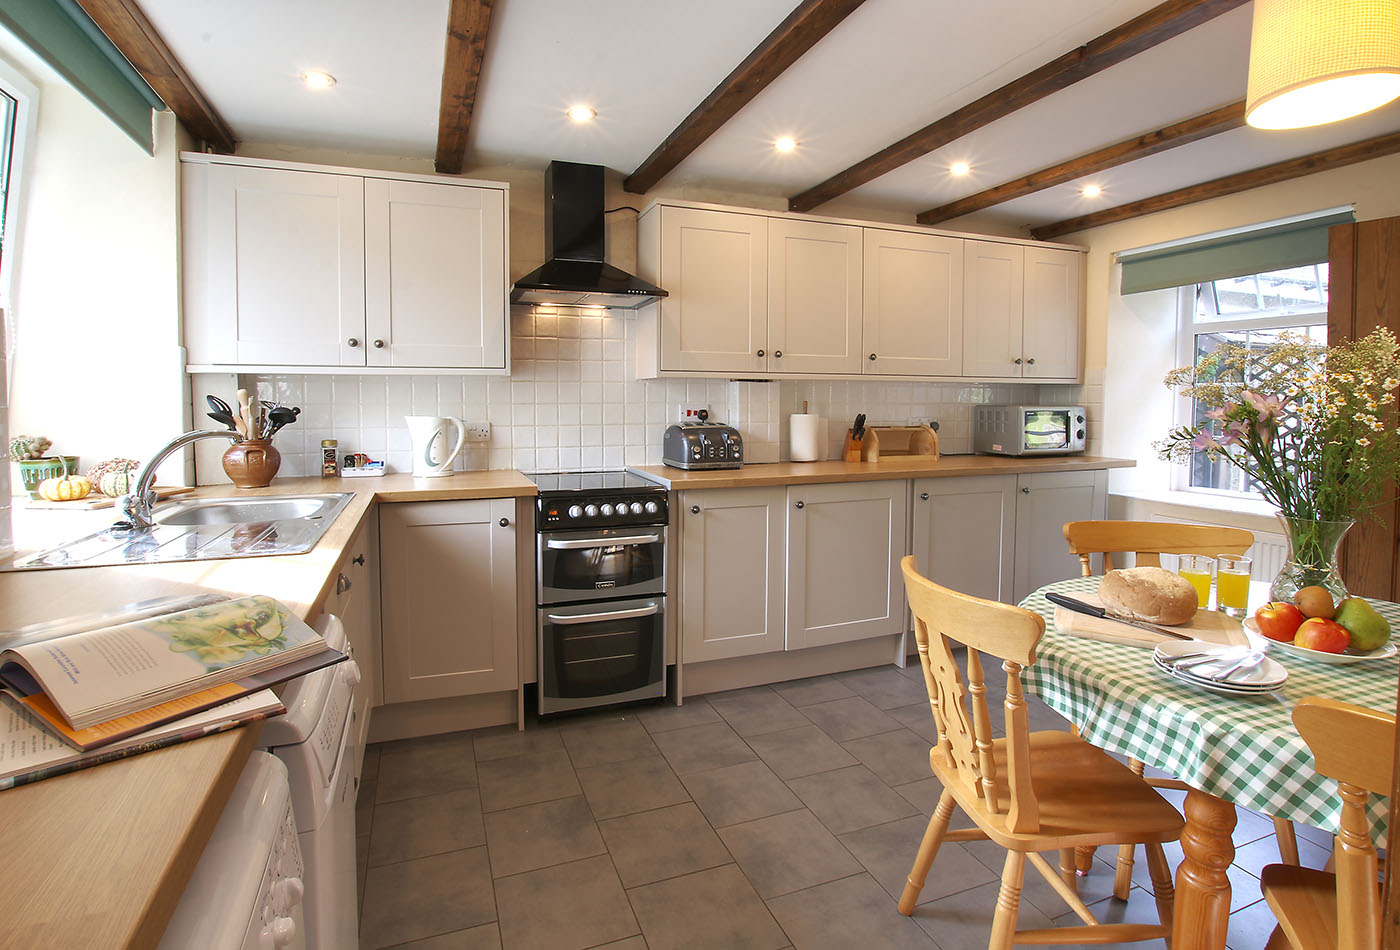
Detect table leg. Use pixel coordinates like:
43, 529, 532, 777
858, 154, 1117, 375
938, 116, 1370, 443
1172, 788, 1237, 949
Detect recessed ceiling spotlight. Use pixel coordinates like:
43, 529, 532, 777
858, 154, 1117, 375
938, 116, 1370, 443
950, 161, 971, 176
774, 136, 797, 153
301, 70, 336, 90
1082, 184, 1102, 198
567, 105, 596, 123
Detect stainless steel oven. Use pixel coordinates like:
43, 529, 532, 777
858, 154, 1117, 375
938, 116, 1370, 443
528, 471, 669, 716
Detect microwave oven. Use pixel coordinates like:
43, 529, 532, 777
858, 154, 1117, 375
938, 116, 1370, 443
973, 405, 1086, 456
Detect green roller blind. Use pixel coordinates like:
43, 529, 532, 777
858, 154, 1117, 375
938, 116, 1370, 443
1118, 210, 1355, 295
0, 0, 164, 154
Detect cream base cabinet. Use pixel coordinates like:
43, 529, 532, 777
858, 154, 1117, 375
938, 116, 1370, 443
324, 516, 380, 760
679, 487, 786, 662
863, 230, 963, 376
1021, 245, 1082, 380
786, 480, 908, 650
364, 178, 507, 369
1012, 470, 1107, 602
185, 161, 367, 367
911, 475, 1015, 603
379, 499, 517, 703
648, 205, 768, 374
767, 219, 863, 375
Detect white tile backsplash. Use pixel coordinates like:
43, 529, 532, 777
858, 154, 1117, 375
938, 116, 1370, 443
219, 310, 1076, 482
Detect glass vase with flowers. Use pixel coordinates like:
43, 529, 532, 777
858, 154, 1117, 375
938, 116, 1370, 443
1159, 327, 1400, 604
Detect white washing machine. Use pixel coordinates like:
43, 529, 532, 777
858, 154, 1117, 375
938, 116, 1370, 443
258, 614, 364, 950
159, 751, 307, 950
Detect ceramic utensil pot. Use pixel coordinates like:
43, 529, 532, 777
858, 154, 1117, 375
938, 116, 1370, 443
222, 440, 281, 488
406, 416, 466, 477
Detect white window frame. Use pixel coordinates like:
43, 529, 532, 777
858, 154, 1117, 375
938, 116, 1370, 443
0, 52, 37, 377
1171, 274, 1328, 497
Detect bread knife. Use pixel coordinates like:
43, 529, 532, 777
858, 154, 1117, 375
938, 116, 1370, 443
1044, 592, 1194, 641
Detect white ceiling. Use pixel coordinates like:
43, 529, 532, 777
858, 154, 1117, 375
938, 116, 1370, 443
135, 0, 1400, 234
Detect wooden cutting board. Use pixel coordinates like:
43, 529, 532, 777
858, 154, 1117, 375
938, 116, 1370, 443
24, 486, 197, 510
1052, 589, 1248, 649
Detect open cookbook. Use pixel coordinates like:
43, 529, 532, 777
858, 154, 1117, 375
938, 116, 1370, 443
0, 594, 343, 749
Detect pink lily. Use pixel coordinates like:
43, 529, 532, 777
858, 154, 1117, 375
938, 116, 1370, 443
1242, 390, 1285, 424
1218, 421, 1248, 447
1204, 406, 1229, 421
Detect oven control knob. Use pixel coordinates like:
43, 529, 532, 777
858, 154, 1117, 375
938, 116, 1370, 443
644, 501, 659, 514
601, 503, 615, 516
1077, 415, 1085, 423
342, 659, 362, 688
1077, 429, 1085, 439
584, 504, 599, 517
630, 502, 644, 515
568, 505, 583, 519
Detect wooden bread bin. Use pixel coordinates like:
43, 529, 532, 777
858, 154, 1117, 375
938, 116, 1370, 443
845, 424, 939, 463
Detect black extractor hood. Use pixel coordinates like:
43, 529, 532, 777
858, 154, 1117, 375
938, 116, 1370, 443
510, 161, 668, 310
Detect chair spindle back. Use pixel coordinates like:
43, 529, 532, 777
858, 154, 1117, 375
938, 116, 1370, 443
1062, 521, 1254, 577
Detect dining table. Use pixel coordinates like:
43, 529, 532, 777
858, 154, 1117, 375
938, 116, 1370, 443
1019, 575, 1399, 949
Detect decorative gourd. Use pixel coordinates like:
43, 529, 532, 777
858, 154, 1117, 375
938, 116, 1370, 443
99, 469, 140, 497
38, 474, 93, 502
88, 458, 142, 495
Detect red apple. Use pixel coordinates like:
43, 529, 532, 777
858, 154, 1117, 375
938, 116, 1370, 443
1294, 618, 1350, 654
1254, 602, 1306, 642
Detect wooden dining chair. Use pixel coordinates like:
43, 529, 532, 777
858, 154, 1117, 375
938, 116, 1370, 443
898, 556, 1184, 948
1261, 696, 1394, 950
1062, 520, 1301, 897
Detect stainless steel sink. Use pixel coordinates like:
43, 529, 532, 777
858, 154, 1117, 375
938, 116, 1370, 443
5, 492, 356, 571
158, 494, 349, 526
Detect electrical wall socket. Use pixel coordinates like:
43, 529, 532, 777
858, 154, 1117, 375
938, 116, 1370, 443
677, 403, 709, 423
465, 422, 491, 442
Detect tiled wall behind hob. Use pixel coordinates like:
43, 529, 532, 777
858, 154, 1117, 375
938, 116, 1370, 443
221, 310, 1087, 481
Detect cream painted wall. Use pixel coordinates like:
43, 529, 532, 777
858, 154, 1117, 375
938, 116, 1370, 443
1063, 150, 1400, 497
8, 76, 188, 489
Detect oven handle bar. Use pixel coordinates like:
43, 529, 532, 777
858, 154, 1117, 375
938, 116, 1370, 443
546, 603, 661, 625
545, 534, 661, 550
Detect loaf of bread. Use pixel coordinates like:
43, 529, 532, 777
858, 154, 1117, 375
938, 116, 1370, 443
1098, 567, 1198, 625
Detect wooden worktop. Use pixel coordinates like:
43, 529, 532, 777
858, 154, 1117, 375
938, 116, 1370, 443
0, 468, 537, 950
628, 454, 1135, 490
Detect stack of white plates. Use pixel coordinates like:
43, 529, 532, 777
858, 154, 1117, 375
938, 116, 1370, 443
1152, 640, 1288, 696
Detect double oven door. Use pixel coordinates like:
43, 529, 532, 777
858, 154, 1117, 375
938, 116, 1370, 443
537, 524, 667, 715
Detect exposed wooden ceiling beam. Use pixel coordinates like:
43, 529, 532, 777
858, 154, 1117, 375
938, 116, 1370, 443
435, 0, 495, 175
624, 0, 870, 195
787, 0, 1249, 213
74, 0, 236, 152
1030, 130, 1400, 241
915, 101, 1245, 226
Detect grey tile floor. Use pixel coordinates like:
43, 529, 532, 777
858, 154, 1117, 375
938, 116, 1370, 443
354, 660, 1326, 949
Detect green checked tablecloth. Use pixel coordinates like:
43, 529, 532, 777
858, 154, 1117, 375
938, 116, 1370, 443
1020, 576, 1399, 843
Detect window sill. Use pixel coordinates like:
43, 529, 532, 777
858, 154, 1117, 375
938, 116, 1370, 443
1109, 487, 1280, 521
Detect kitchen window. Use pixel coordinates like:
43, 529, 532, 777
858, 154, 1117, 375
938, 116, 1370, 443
0, 53, 35, 312
1174, 264, 1328, 497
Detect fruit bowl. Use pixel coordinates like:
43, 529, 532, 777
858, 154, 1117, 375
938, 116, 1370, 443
1244, 618, 1398, 665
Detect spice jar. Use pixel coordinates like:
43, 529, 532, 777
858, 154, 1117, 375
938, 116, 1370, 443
321, 439, 339, 477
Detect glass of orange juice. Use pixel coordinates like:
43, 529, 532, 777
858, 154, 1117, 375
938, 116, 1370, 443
1216, 554, 1252, 617
1178, 555, 1215, 609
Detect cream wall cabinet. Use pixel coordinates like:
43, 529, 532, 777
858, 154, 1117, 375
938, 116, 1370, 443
379, 499, 518, 703
678, 487, 786, 663
963, 241, 1081, 381
1012, 469, 1106, 602
910, 475, 1016, 604
785, 480, 908, 650
182, 155, 508, 372
767, 218, 864, 375
863, 230, 964, 376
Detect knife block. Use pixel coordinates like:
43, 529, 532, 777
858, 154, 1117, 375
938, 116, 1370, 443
842, 430, 863, 462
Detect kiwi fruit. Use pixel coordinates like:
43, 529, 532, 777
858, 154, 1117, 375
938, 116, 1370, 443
1293, 585, 1336, 619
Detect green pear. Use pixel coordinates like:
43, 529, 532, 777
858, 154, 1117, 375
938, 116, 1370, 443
1334, 598, 1392, 651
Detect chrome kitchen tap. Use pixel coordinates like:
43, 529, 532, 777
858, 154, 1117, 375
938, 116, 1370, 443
118, 429, 240, 530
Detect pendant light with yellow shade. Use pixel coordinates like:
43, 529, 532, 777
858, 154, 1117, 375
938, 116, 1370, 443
1246, 0, 1400, 129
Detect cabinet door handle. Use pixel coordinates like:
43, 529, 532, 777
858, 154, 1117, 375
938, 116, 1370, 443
499, 517, 510, 527
352, 554, 365, 566
690, 505, 700, 514
373, 339, 385, 349
756, 349, 765, 358
1022, 486, 1031, 494
336, 572, 352, 594
347, 338, 359, 348
1014, 357, 1023, 365
920, 492, 929, 501
774, 350, 783, 358
795, 501, 805, 509
1026, 357, 1036, 365
869, 353, 877, 361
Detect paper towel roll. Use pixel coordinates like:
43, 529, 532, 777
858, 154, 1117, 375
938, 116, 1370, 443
790, 413, 822, 461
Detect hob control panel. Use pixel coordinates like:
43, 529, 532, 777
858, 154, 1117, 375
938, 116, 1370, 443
537, 494, 668, 529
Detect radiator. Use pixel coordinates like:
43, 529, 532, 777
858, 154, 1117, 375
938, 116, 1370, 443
1150, 514, 1287, 579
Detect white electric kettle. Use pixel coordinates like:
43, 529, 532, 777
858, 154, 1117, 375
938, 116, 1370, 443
405, 416, 466, 477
